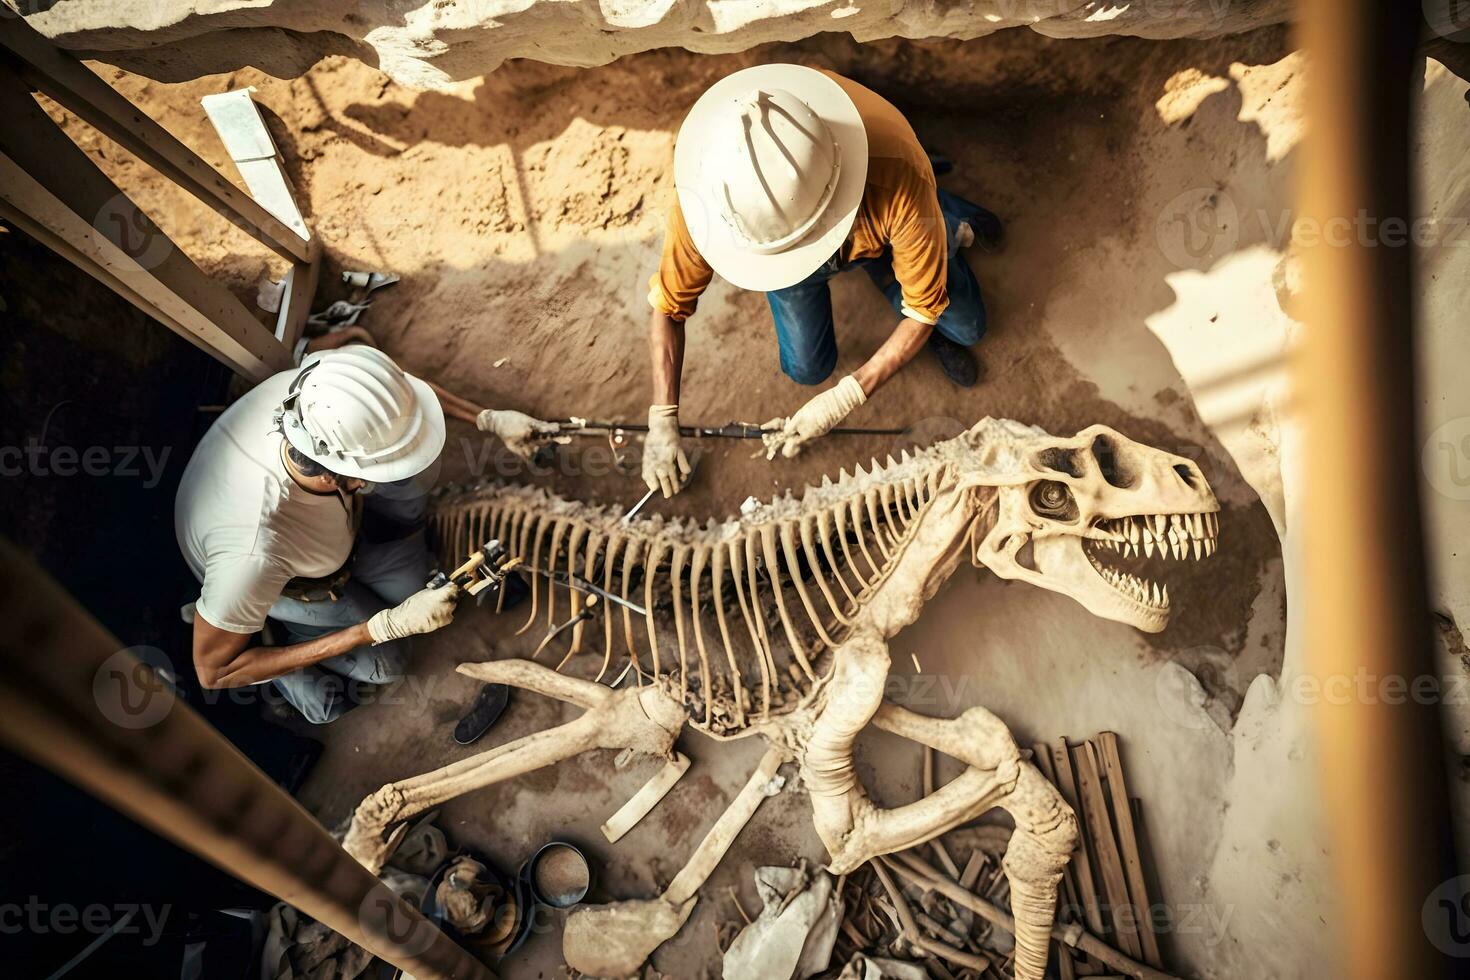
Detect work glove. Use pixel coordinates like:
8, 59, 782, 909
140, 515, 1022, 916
761, 375, 867, 459
366, 583, 460, 645
642, 403, 692, 498
477, 409, 568, 462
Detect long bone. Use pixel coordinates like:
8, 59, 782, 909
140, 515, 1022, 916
709, 542, 747, 726
780, 521, 837, 647
561, 745, 787, 977
341, 659, 687, 875
728, 537, 773, 718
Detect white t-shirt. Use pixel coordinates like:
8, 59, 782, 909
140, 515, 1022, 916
175, 366, 356, 634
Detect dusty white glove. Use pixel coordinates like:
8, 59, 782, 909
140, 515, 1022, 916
762, 375, 867, 459
477, 409, 567, 461
366, 584, 460, 645
642, 404, 691, 498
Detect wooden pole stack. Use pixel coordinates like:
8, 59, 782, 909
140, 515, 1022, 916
1032, 733, 1164, 976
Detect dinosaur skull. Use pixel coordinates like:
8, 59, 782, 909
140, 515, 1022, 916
966, 422, 1220, 632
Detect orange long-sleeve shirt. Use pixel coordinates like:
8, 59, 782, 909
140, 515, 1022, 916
648, 70, 949, 325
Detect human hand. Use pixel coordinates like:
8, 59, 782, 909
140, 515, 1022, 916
642, 404, 691, 497
477, 409, 568, 461
366, 583, 460, 645
761, 375, 867, 459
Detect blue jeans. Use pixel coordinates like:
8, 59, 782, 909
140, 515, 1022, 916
267, 478, 431, 724
766, 188, 990, 386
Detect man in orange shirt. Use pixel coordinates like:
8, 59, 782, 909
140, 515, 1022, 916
641, 63, 999, 498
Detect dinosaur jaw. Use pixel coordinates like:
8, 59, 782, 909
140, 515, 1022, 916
980, 510, 1219, 633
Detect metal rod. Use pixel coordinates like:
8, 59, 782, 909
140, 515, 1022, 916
551, 419, 907, 439
0, 539, 494, 980
1296, 3, 1456, 977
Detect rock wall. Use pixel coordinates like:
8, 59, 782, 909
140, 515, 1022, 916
14, 0, 1292, 87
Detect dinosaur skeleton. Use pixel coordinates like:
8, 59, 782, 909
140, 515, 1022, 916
341, 417, 1220, 977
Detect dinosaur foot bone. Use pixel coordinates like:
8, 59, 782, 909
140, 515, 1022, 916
342, 659, 688, 874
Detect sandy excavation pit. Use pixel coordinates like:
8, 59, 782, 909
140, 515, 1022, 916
37, 22, 1333, 979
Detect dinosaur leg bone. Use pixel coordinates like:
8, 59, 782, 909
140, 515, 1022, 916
801, 627, 890, 852
342, 659, 687, 874
562, 745, 787, 977
852, 701, 1079, 980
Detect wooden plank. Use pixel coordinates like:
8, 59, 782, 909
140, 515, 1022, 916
922, 744, 961, 877
274, 244, 321, 353
1098, 733, 1163, 969
0, 193, 227, 367
0, 66, 290, 382
1073, 740, 1143, 960
1050, 740, 1106, 940
0, 18, 310, 264
1031, 744, 1078, 980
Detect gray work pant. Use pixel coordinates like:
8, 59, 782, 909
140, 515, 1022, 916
267, 484, 432, 724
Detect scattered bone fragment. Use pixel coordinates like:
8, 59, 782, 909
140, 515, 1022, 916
723, 863, 842, 980
563, 747, 787, 976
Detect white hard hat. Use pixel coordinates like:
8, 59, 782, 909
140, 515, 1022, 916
277, 346, 445, 482
675, 64, 867, 292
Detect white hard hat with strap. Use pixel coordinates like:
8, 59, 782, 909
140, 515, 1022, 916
276, 346, 445, 482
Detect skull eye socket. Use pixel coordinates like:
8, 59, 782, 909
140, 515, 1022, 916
1029, 480, 1079, 522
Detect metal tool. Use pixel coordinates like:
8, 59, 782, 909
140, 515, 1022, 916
619, 486, 657, 526
531, 595, 600, 664
522, 565, 646, 616
427, 539, 521, 606
552, 418, 906, 439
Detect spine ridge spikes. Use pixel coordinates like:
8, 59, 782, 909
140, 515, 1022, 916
821, 473, 834, 488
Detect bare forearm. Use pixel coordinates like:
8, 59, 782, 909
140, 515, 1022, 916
425, 380, 486, 425
202, 623, 373, 688
852, 318, 933, 396
649, 309, 685, 405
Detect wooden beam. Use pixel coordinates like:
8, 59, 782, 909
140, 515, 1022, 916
1297, 3, 1457, 978
0, 65, 290, 382
1050, 740, 1106, 940
1097, 733, 1163, 969
0, 17, 311, 265
0, 193, 230, 368
1073, 740, 1143, 960
275, 243, 322, 354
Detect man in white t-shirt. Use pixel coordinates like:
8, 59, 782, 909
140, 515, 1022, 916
177, 346, 502, 723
